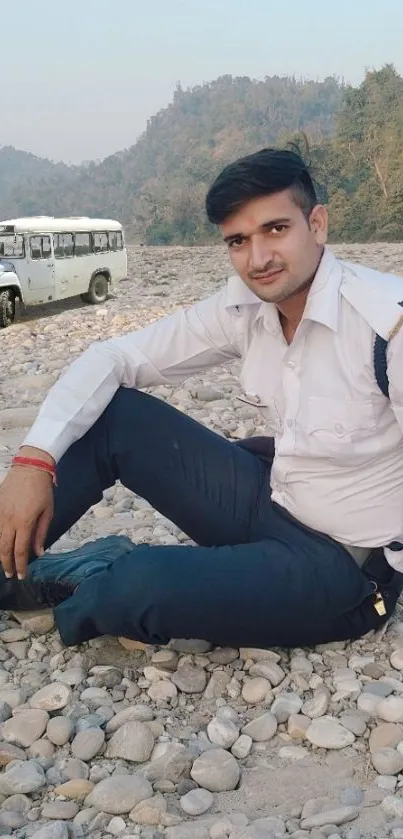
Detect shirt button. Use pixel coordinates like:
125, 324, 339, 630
286, 360, 295, 369
335, 423, 344, 435
286, 418, 293, 428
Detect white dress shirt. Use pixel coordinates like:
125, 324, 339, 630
23, 248, 403, 569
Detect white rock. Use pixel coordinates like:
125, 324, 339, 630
271, 692, 303, 722
377, 696, 403, 723
190, 748, 240, 791
30, 682, 72, 711
302, 688, 330, 719
241, 712, 277, 742
371, 747, 403, 775
107, 816, 127, 835
207, 717, 239, 749
231, 734, 252, 759
306, 717, 356, 749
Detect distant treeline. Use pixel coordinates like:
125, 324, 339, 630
1, 65, 402, 244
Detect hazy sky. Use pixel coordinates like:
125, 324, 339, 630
3, 0, 401, 164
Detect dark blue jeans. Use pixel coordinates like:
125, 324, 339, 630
36, 387, 401, 647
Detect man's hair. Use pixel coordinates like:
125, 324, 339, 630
205, 147, 318, 225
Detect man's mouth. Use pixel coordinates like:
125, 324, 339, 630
251, 268, 284, 285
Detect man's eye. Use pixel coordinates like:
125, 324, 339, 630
270, 225, 287, 235
228, 238, 244, 249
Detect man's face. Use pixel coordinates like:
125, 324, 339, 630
219, 189, 328, 304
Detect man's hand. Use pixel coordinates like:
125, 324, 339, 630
0, 447, 55, 580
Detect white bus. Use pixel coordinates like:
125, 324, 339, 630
0, 216, 128, 327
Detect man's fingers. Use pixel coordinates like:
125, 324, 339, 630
13, 528, 33, 580
0, 528, 16, 578
33, 509, 52, 558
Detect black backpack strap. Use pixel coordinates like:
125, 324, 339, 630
373, 301, 403, 399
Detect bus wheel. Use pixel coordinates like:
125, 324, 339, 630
0, 289, 15, 328
81, 274, 109, 305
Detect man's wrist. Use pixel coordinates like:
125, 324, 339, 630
18, 446, 56, 467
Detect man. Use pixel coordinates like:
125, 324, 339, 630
1, 147, 403, 650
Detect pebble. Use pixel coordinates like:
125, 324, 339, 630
41, 800, 79, 819
180, 788, 214, 815
107, 815, 127, 835
129, 792, 170, 825
105, 720, 154, 762
54, 779, 95, 799
1, 709, 49, 747
369, 722, 403, 752
0, 760, 45, 795
86, 774, 153, 814
71, 727, 105, 760
241, 677, 271, 704
306, 717, 356, 749
207, 717, 239, 748
30, 683, 72, 711
46, 716, 74, 746
231, 734, 253, 758
241, 712, 278, 742
171, 665, 207, 694
190, 748, 240, 791
31, 822, 69, 839
300, 805, 360, 829
271, 692, 303, 722
371, 747, 403, 775
377, 696, 403, 723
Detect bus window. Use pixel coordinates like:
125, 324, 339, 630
54, 233, 74, 258
0, 234, 25, 258
74, 233, 91, 256
108, 230, 123, 251
92, 232, 109, 253
30, 236, 51, 259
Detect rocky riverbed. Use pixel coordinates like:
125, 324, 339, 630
1, 244, 403, 839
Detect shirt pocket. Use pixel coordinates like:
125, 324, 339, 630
301, 397, 376, 463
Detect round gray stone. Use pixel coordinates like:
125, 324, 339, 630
190, 748, 240, 792
180, 788, 214, 815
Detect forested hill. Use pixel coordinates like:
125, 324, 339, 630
1, 66, 403, 244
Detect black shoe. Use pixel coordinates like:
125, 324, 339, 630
0, 576, 76, 612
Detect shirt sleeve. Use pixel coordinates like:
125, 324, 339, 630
22, 285, 244, 462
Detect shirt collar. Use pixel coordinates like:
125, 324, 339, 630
302, 246, 343, 332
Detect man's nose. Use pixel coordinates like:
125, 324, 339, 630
249, 236, 274, 272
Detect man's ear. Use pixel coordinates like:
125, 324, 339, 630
310, 204, 328, 245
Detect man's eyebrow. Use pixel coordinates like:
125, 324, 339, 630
223, 218, 292, 243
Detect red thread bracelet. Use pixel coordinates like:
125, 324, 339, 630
11, 456, 57, 486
